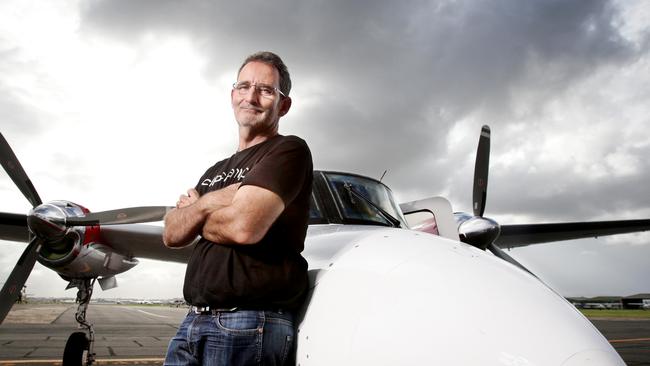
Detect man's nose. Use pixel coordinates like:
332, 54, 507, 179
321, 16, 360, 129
242, 86, 260, 103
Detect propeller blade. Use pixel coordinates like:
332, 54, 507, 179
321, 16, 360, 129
0, 212, 29, 243
0, 237, 41, 324
0, 133, 42, 208
472, 125, 490, 217
65, 206, 173, 226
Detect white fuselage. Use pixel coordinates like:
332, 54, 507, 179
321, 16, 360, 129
296, 224, 623, 365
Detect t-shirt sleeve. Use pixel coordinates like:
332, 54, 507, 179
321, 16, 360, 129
241, 137, 312, 205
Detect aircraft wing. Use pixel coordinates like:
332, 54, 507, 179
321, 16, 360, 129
496, 219, 650, 249
98, 224, 193, 263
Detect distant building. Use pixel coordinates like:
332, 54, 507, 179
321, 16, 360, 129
622, 294, 650, 309
566, 296, 622, 309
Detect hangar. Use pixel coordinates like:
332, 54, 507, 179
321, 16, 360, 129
622, 294, 650, 309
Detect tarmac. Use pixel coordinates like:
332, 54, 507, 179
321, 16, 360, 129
591, 318, 650, 366
0, 304, 648, 365
0, 304, 185, 365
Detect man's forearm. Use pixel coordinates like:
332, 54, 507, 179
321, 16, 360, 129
201, 185, 285, 245
163, 204, 207, 247
163, 184, 240, 247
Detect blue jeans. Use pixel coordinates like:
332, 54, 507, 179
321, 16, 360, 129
164, 310, 295, 366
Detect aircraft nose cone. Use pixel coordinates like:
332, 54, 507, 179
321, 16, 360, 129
298, 228, 624, 365
561, 349, 625, 365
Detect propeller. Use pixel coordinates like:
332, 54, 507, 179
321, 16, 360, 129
0, 132, 171, 324
0, 133, 42, 208
458, 125, 500, 249
0, 237, 41, 323
462, 126, 535, 274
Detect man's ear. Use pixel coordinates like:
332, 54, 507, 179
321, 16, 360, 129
278, 97, 292, 117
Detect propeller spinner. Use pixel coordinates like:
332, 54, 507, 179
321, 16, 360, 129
0, 132, 171, 324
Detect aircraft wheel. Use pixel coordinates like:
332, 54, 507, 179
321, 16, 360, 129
62, 332, 89, 366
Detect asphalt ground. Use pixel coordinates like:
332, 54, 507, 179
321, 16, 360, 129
0, 304, 648, 365
590, 318, 650, 366
0, 304, 186, 365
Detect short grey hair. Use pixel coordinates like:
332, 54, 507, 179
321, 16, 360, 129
238, 51, 292, 96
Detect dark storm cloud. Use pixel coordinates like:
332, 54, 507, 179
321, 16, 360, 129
490, 149, 650, 221
79, 0, 648, 221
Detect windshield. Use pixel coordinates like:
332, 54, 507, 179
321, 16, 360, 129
324, 172, 407, 227
308, 191, 326, 224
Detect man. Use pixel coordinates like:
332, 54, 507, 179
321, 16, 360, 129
163, 51, 312, 366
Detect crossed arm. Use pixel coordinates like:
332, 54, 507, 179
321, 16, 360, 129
163, 183, 285, 247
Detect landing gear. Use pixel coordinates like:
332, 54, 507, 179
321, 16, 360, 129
63, 278, 96, 366
63, 332, 89, 366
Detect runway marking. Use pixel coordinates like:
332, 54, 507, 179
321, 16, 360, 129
609, 337, 650, 343
134, 309, 169, 318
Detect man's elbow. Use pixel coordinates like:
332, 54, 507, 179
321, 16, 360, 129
162, 232, 178, 248
231, 217, 272, 244
231, 228, 264, 245
163, 232, 175, 247
202, 222, 265, 245
163, 229, 192, 248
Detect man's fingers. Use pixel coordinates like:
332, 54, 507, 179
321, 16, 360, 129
186, 188, 199, 204
176, 188, 199, 208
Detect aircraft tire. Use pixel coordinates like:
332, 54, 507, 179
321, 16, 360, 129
62, 332, 89, 366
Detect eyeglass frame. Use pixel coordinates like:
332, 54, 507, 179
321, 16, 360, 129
232, 81, 286, 99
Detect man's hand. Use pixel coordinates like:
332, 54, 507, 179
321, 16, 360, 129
176, 189, 199, 209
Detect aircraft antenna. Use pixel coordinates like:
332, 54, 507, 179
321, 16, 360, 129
379, 170, 388, 182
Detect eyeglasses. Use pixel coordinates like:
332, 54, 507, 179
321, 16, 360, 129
232, 81, 286, 99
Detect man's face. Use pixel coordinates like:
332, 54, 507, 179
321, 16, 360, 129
231, 61, 289, 133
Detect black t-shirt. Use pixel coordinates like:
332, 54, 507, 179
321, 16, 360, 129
182, 134, 313, 310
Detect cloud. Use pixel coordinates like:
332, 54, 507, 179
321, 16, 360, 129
514, 237, 650, 297
56, 0, 650, 273
1, 0, 649, 298
86, 0, 647, 223
0, 56, 45, 134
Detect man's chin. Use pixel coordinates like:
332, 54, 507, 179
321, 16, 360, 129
236, 115, 260, 126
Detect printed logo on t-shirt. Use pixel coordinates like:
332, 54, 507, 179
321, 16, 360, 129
201, 167, 249, 187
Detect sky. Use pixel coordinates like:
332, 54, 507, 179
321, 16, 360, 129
1, 0, 649, 300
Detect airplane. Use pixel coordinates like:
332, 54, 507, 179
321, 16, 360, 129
1, 126, 650, 365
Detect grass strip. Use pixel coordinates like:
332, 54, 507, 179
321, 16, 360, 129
580, 309, 650, 319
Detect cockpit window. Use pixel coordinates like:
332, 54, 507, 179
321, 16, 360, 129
323, 172, 407, 227
308, 192, 326, 224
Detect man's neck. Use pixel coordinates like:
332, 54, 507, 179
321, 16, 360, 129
237, 128, 279, 151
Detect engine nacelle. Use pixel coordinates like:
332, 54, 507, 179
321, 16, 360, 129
40, 237, 138, 279
32, 200, 138, 279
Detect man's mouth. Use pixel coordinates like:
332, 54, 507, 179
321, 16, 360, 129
240, 104, 264, 113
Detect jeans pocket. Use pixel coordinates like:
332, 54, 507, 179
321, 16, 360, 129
215, 311, 263, 336
280, 335, 294, 365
